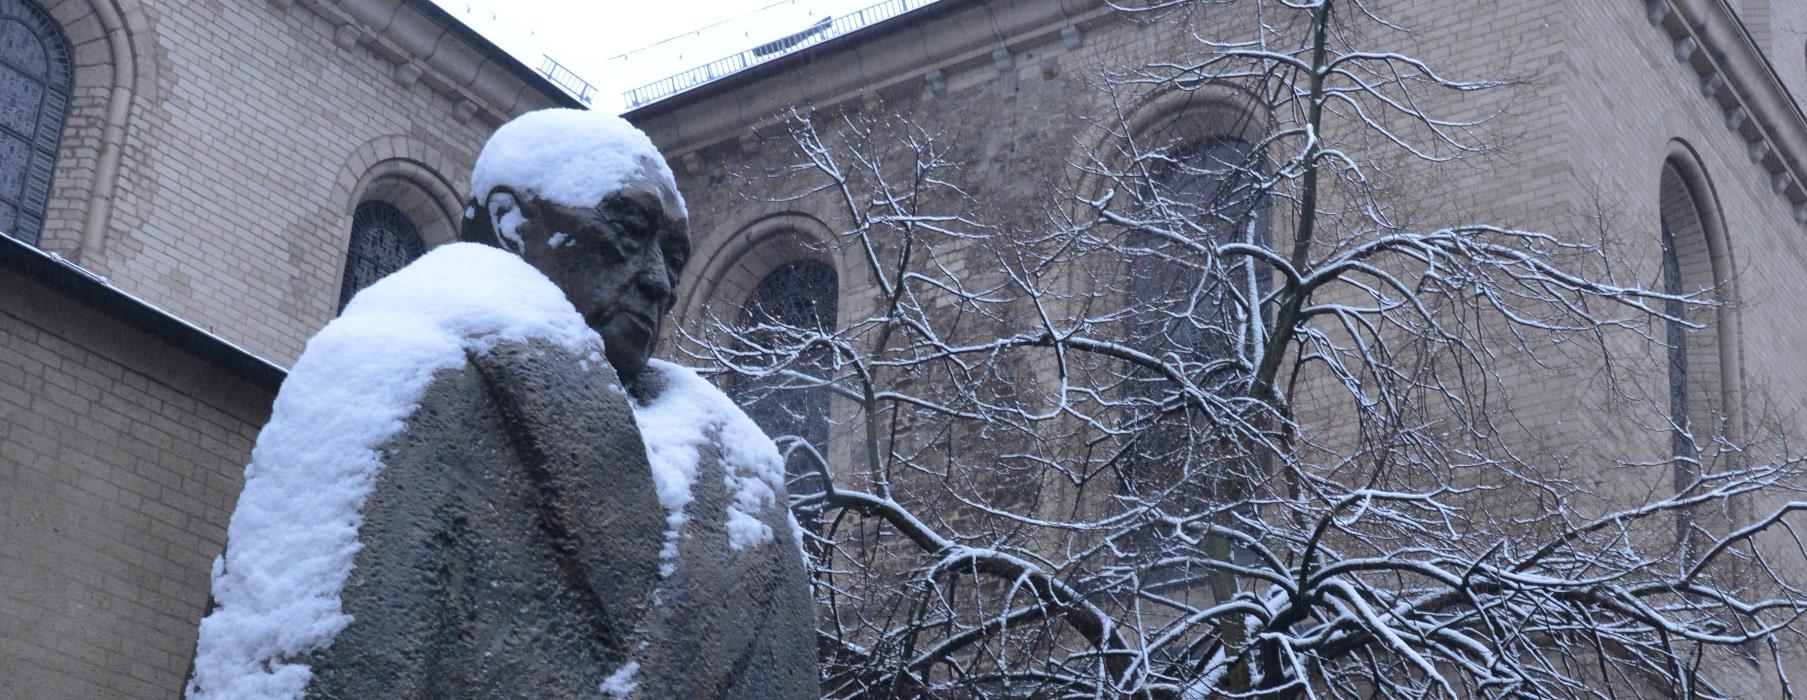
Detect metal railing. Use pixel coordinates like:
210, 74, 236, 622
622, 0, 939, 109
538, 55, 597, 105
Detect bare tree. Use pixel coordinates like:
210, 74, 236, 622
683, 1, 1807, 697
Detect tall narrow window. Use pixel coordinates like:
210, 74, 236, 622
1127, 138, 1271, 385
1124, 137, 1271, 484
338, 201, 425, 311
1657, 161, 1723, 556
733, 259, 839, 529
0, 0, 71, 245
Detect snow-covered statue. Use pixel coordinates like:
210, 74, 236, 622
185, 109, 818, 699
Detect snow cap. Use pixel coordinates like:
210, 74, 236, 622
470, 108, 687, 220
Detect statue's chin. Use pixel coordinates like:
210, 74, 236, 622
599, 317, 651, 385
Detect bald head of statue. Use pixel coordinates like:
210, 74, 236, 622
460, 109, 690, 389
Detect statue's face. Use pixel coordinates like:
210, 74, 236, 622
487, 184, 689, 384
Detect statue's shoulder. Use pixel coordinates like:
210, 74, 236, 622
632, 360, 775, 453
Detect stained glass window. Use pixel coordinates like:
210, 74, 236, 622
733, 259, 838, 531
338, 201, 425, 311
1126, 137, 1271, 375
1121, 137, 1272, 501
1657, 161, 1719, 556
0, 0, 71, 245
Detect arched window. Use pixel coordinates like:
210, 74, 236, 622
1123, 136, 1272, 485
338, 201, 425, 311
1126, 137, 1272, 384
732, 259, 838, 529
1657, 160, 1726, 543
0, 0, 72, 245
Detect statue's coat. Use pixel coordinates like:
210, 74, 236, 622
298, 339, 816, 699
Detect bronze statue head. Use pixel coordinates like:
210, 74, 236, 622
460, 110, 690, 386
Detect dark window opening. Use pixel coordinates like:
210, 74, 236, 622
0, 0, 71, 245
1657, 161, 1720, 560
732, 259, 839, 533
1123, 137, 1273, 485
338, 201, 426, 312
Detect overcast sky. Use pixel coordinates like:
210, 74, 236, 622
428, 0, 899, 112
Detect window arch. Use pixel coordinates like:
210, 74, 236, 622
338, 201, 426, 311
0, 0, 71, 245
731, 259, 839, 530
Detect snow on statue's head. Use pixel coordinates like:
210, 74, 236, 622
461, 108, 690, 386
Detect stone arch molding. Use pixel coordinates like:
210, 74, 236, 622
1660, 138, 1746, 446
675, 212, 842, 336
1052, 84, 1274, 302
35, 0, 139, 261
332, 135, 463, 249
1062, 83, 1274, 238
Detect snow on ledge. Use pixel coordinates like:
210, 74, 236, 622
186, 243, 599, 700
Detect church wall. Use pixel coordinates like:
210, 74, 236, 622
76, 0, 486, 365
644, 0, 1807, 688
1556, 0, 1807, 686
647, 0, 1585, 486
0, 252, 273, 700
24, 0, 563, 367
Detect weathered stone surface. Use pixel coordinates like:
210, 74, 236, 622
298, 340, 817, 699
629, 370, 820, 700
300, 339, 663, 697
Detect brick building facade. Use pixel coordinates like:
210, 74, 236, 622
4, 0, 1807, 696
630, 0, 1807, 692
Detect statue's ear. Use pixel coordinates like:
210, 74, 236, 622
484, 190, 526, 254
459, 195, 499, 248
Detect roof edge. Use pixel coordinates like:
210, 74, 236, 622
0, 234, 287, 390
623, 0, 983, 121
399, 0, 582, 110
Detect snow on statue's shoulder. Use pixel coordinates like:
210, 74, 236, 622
469, 108, 687, 218
185, 243, 598, 700
631, 360, 792, 576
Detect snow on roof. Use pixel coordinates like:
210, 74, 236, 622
469, 108, 687, 219
186, 243, 598, 699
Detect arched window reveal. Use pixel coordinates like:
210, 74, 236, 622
0, 0, 71, 245
338, 201, 426, 311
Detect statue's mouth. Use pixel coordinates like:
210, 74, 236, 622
588, 308, 655, 337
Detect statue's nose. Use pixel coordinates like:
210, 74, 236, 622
634, 263, 671, 302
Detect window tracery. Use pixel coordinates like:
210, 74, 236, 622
0, 0, 70, 245
338, 201, 426, 311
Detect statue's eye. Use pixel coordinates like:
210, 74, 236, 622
617, 210, 650, 233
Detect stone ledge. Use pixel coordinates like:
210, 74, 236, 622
1651, 0, 1807, 224
0, 231, 286, 389
279, 0, 579, 127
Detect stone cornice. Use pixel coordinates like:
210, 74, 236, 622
1649, 0, 1807, 224
271, 0, 579, 127
625, 0, 1109, 157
